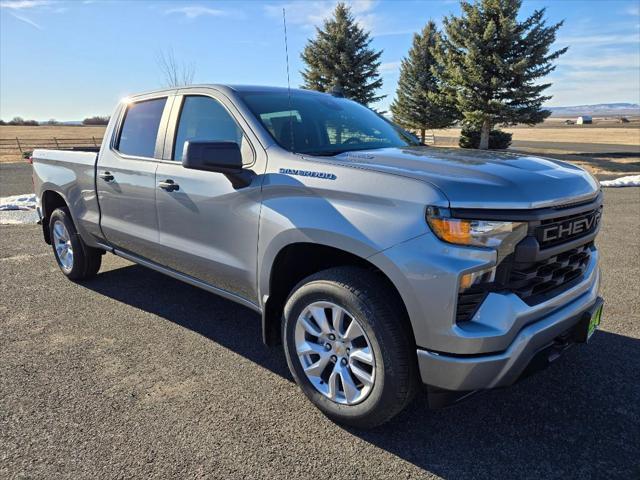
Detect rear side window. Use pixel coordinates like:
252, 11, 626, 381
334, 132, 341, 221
173, 96, 242, 161
116, 97, 167, 158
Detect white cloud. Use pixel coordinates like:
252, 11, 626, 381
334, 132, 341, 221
7, 11, 42, 28
266, 1, 420, 37
558, 33, 640, 47
626, 4, 640, 16
265, 1, 337, 27
165, 5, 233, 20
552, 20, 640, 105
561, 52, 640, 70
547, 69, 640, 105
349, 0, 376, 15
1, 0, 63, 29
349, 0, 378, 31
266, 0, 379, 31
0, 0, 52, 8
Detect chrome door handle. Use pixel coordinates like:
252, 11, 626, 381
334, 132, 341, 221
98, 171, 114, 182
158, 179, 179, 192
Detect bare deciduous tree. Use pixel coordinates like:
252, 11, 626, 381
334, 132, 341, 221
156, 48, 196, 87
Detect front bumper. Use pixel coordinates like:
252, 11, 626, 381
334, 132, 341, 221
367, 195, 604, 406
416, 262, 601, 394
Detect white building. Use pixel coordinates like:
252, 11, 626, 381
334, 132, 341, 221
576, 115, 593, 124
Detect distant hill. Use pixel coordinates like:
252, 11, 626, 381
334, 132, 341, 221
547, 103, 640, 117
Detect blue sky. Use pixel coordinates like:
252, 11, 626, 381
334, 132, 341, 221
1, 0, 639, 121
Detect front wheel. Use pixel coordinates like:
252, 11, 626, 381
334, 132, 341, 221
282, 267, 418, 428
49, 207, 102, 280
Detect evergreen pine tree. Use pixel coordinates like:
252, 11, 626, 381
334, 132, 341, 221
390, 21, 458, 143
301, 3, 383, 106
434, 0, 567, 149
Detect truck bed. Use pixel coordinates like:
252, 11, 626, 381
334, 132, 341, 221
32, 148, 103, 248
32, 148, 98, 164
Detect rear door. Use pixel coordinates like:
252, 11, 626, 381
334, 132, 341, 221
97, 93, 175, 259
154, 89, 264, 303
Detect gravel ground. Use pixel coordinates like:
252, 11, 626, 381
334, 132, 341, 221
0, 165, 639, 478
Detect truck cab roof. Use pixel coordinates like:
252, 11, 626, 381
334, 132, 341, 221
127, 84, 322, 100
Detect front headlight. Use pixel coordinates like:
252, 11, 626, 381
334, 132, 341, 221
426, 206, 528, 263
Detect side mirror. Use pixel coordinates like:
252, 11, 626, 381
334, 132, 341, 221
182, 141, 254, 189
182, 141, 242, 174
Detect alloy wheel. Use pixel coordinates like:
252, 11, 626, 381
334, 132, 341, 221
294, 301, 376, 405
52, 220, 74, 272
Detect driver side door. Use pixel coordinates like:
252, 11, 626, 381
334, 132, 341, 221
154, 92, 263, 303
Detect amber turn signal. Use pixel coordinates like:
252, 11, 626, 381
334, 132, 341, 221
427, 217, 472, 245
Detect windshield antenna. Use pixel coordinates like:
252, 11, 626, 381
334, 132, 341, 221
282, 7, 294, 151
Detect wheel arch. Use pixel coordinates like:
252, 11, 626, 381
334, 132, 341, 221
40, 190, 69, 244
260, 241, 414, 348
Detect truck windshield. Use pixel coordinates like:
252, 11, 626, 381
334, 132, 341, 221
240, 91, 420, 156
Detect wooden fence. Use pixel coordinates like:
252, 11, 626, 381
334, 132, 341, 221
0, 132, 436, 155
0, 137, 103, 154
408, 131, 436, 145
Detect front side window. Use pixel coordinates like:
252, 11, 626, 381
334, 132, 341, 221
117, 97, 167, 158
173, 96, 243, 161
240, 91, 419, 156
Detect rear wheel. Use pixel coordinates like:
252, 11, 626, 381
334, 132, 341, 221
282, 267, 418, 428
49, 207, 102, 280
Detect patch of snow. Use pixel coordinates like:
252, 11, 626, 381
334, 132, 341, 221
0, 193, 37, 211
600, 175, 640, 188
0, 193, 38, 225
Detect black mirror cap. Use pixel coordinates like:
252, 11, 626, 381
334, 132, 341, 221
182, 141, 243, 173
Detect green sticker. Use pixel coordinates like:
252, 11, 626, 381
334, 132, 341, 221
588, 305, 603, 339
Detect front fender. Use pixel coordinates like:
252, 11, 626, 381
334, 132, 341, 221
256, 165, 448, 304
258, 227, 383, 303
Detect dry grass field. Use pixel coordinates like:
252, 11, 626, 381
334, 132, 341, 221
435, 127, 640, 144
0, 125, 107, 139
0, 126, 106, 163
506, 127, 640, 144
434, 121, 640, 146
432, 118, 640, 177
1, 122, 639, 177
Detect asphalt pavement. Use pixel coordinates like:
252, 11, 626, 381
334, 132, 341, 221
1, 162, 639, 479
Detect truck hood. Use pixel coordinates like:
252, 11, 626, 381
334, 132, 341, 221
332, 147, 600, 209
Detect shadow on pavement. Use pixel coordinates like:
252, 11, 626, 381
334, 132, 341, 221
83, 263, 292, 380
83, 263, 640, 479
356, 330, 640, 478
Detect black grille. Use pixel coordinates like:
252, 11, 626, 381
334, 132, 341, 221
456, 291, 486, 323
535, 208, 601, 249
509, 243, 592, 305
453, 195, 601, 324
456, 242, 593, 322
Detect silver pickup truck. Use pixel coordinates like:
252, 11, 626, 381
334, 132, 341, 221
33, 85, 604, 427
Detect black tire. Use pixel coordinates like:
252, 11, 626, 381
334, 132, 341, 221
282, 266, 418, 428
49, 207, 102, 280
